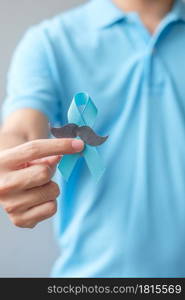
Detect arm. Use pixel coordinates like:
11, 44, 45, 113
0, 108, 49, 150
0, 25, 82, 228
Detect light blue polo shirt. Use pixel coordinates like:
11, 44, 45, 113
2, 0, 185, 277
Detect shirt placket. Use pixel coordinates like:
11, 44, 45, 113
126, 13, 181, 92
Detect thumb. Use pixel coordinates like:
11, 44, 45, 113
28, 155, 62, 178
29, 155, 62, 167
18, 155, 61, 170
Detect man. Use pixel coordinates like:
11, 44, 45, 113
0, 0, 185, 277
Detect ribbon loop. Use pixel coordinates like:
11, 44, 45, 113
68, 92, 97, 126
58, 92, 106, 182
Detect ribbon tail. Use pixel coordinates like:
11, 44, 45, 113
58, 153, 80, 181
83, 145, 106, 182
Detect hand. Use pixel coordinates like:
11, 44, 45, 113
0, 138, 84, 228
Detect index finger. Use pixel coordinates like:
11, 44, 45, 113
0, 138, 84, 169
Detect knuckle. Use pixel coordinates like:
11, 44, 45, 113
4, 204, 16, 214
11, 216, 25, 228
49, 182, 60, 198
38, 182, 60, 202
26, 141, 39, 157
0, 176, 11, 195
0, 185, 7, 195
38, 165, 51, 182
11, 216, 36, 229
47, 201, 57, 217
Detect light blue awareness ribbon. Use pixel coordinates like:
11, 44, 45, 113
58, 93, 106, 182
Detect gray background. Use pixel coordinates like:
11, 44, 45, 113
0, 0, 86, 277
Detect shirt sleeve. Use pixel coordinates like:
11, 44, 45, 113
1, 25, 60, 125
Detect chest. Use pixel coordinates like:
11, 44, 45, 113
53, 22, 185, 128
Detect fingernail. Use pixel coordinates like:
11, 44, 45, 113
72, 139, 84, 151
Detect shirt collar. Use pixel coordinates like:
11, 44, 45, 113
87, 0, 126, 29
87, 0, 185, 29
169, 0, 185, 22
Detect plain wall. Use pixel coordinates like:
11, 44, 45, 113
0, 0, 86, 278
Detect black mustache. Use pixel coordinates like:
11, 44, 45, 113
51, 123, 108, 146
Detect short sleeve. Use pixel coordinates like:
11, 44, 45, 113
1, 25, 60, 124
